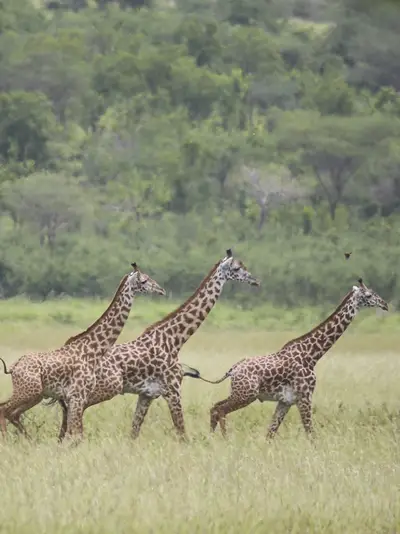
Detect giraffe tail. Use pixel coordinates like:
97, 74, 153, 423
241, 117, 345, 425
181, 363, 230, 384
0, 358, 12, 375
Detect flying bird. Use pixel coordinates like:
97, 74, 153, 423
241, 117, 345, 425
344, 252, 352, 260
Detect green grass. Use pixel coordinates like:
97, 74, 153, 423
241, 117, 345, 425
0, 295, 398, 345
0, 303, 399, 533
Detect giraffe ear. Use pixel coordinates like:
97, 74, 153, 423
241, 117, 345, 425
352, 285, 360, 292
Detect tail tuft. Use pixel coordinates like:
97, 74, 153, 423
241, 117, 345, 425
181, 363, 201, 379
181, 362, 230, 385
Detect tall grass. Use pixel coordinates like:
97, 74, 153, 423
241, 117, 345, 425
0, 311, 399, 533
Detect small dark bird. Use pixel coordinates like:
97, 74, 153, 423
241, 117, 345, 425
344, 252, 352, 260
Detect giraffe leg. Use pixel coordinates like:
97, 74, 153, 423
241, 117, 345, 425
64, 398, 85, 443
0, 409, 22, 437
0, 367, 45, 438
0, 407, 6, 435
266, 401, 291, 439
0, 392, 43, 438
58, 400, 68, 443
296, 396, 314, 436
131, 394, 153, 439
7, 414, 31, 438
163, 388, 186, 440
210, 395, 256, 437
210, 399, 226, 432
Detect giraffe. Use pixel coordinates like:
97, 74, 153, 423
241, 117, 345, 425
198, 278, 388, 439
52, 248, 260, 441
0, 263, 166, 440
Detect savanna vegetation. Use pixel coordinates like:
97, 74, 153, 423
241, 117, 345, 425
1, 1, 400, 532
1, 0, 400, 309
0, 326, 399, 533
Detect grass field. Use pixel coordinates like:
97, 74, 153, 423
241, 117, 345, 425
0, 299, 399, 533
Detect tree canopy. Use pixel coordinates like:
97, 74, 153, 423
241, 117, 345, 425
0, 0, 400, 308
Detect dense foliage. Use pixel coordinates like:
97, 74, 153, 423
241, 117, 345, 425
1, 0, 400, 307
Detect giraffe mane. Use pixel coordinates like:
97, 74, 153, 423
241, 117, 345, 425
63, 274, 130, 346
141, 261, 221, 334
280, 289, 354, 349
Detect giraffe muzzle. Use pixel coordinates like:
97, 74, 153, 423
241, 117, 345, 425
156, 287, 167, 296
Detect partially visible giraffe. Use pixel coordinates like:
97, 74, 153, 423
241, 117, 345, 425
200, 279, 388, 438
53, 248, 260, 441
0, 263, 165, 440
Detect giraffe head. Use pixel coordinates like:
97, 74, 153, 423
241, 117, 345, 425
129, 263, 166, 296
218, 249, 260, 286
352, 278, 388, 311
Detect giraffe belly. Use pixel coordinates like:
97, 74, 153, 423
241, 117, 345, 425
258, 385, 297, 404
123, 378, 165, 398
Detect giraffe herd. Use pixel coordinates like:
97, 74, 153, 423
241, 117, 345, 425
0, 249, 389, 443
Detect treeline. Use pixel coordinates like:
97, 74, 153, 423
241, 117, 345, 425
0, 0, 400, 307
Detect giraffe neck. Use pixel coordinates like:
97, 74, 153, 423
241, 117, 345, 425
142, 264, 225, 351
283, 292, 359, 367
64, 275, 135, 362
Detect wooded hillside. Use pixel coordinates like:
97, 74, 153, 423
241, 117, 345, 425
1, 0, 400, 307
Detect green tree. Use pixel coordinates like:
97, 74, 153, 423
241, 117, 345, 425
1, 172, 91, 249
275, 110, 400, 220
2, 30, 93, 123
0, 91, 57, 167
173, 14, 222, 67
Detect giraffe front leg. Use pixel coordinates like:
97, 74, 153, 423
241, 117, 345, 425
64, 398, 85, 444
58, 400, 68, 443
163, 387, 186, 441
296, 396, 314, 437
266, 401, 291, 440
131, 394, 153, 439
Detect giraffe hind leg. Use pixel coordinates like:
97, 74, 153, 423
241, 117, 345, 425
0, 386, 43, 438
8, 415, 31, 439
210, 399, 226, 432
7, 394, 44, 439
210, 395, 257, 437
0, 407, 6, 435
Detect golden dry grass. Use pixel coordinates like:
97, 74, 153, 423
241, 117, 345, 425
0, 321, 399, 533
